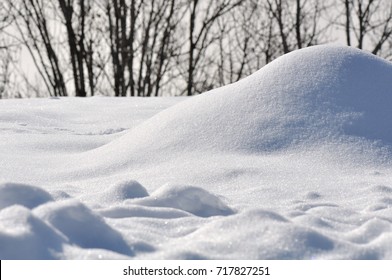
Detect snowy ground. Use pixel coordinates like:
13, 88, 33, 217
1, 45, 392, 259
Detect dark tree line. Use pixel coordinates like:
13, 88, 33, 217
1, 0, 392, 98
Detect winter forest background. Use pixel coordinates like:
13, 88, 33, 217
1, 0, 392, 99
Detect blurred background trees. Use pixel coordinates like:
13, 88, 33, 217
1, 0, 392, 98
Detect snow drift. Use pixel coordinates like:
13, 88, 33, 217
85, 45, 392, 171
1, 45, 392, 259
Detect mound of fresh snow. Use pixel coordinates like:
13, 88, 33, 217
0, 206, 67, 259
0, 183, 53, 210
34, 200, 132, 255
83, 45, 392, 171
133, 184, 234, 217
83, 180, 149, 205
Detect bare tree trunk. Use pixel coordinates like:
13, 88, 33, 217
9, 0, 67, 97
78, 0, 87, 96
186, 0, 244, 96
119, 0, 127, 96
296, 0, 302, 49
107, 0, 122, 97
155, 0, 175, 97
137, 0, 155, 96
187, 0, 197, 96
128, 0, 138, 97
357, 0, 364, 49
85, 39, 95, 96
58, 0, 87, 97
267, 0, 290, 54
345, 0, 351, 46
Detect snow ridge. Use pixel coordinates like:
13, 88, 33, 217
84, 45, 392, 171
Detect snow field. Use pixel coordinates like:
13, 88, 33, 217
1, 45, 392, 259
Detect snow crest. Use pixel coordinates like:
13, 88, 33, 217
133, 184, 234, 217
85, 45, 392, 171
0, 183, 53, 210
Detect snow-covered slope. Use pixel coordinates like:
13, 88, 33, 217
1, 45, 392, 259
83, 45, 392, 166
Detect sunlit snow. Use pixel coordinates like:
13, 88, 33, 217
1, 45, 392, 259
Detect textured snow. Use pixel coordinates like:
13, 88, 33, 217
1, 45, 392, 259
133, 184, 235, 217
0, 183, 53, 210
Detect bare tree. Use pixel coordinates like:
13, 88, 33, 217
106, 0, 131, 97
266, 0, 290, 53
340, 0, 392, 56
0, 2, 13, 37
83, 3, 107, 97
216, 0, 286, 86
105, 0, 182, 97
266, 0, 328, 54
4, 0, 392, 99
7, 0, 68, 97
57, 0, 89, 97
0, 46, 14, 98
0, 2, 13, 98
344, 0, 352, 45
185, 0, 244, 96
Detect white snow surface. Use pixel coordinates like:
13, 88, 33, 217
1, 45, 392, 259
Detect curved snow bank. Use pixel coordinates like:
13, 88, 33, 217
0, 190, 135, 259
153, 205, 392, 259
87, 45, 392, 168
34, 200, 132, 255
0, 206, 66, 259
134, 184, 234, 217
84, 180, 149, 205
164, 209, 335, 259
0, 183, 53, 210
